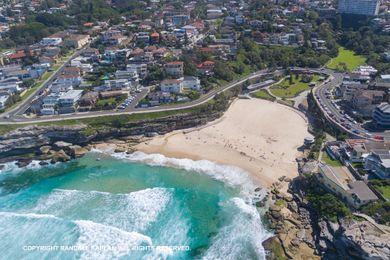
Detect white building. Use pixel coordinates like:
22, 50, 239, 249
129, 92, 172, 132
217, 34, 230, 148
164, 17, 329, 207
207, 9, 223, 19
160, 79, 183, 93
115, 69, 139, 83
41, 93, 60, 115
127, 63, 148, 78
104, 79, 133, 90
365, 150, 390, 179
57, 74, 82, 87
338, 0, 380, 16
0, 94, 9, 109
40, 37, 63, 46
372, 102, 390, 128
165, 61, 184, 78
58, 90, 83, 106
182, 76, 201, 90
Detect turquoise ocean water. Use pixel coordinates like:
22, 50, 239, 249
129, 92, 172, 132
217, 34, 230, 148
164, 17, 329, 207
0, 151, 270, 259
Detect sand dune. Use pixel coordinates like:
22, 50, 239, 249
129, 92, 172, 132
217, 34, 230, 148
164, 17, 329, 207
136, 99, 311, 188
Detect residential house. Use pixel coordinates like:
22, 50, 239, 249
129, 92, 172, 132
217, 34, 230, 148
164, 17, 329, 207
0, 77, 22, 93
160, 79, 183, 93
150, 32, 160, 44
337, 81, 369, 101
147, 91, 174, 106
40, 37, 62, 46
197, 60, 215, 75
115, 69, 139, 83
57, 74, 82, 87
65, 34, 90, 49
182, 76, 201, 91
58, 89, 83, 114
104, 79, 133, 91
63, 66, 82, 76
207, 9, 223, 19
165, 61, 184, 78
365, 150, 390, 179
317, 163, 378, 208
42, 47, 61, 59
0, 94, 9, 109
127, 63, 148, 79
41, 93, 60, 115
78, 91, 99, 110
351, 90, 384, 116
372, 102, 390, 128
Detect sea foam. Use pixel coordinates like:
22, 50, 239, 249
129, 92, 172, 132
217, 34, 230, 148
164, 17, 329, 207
32, 187, 173, 232
92, 149, 266, 198
75, 220, 153, 260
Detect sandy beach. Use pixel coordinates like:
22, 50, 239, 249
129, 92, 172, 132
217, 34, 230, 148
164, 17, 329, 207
136, 99, 311, 188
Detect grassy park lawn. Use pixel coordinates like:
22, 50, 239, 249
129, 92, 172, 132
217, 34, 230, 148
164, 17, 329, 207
250, 89, 276, 101
270, 74, 319, 98
370, 180, 390, 200
376, 186, 390, 200
322, 152, 343, 167
326, 47, 366, 72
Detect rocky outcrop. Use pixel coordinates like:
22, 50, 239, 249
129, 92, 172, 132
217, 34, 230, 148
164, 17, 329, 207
264, 176, 390, 260
0, 112, 222, 164
0, 124, 89, 158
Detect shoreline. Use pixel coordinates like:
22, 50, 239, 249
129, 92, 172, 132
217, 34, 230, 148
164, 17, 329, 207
135, 98, 311, 192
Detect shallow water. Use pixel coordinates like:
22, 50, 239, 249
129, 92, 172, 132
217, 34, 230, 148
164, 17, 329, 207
0, 152, 271, 259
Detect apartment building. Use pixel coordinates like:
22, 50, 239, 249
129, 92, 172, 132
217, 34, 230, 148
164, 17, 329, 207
338, 0, 380, 16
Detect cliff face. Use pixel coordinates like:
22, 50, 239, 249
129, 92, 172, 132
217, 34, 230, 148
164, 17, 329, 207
264, 176, 390, 260
0, 112, 221, 161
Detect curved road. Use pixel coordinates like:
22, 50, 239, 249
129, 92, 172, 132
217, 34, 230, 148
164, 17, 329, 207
1, 64, 387, 141
0, 69, 270, 124
2, 47, 89, 119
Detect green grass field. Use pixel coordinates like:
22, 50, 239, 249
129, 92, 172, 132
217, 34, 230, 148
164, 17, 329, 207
326, 47, 366, 72
376, 186, 390, 200
322, 151, 343, 167
270, 74, 319, 98
250, 89, 275, 101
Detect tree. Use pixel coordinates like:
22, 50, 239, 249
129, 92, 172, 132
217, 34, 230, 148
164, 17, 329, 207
214, 61, 234, 81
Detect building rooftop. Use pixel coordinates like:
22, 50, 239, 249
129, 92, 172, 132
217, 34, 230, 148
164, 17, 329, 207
348, 181, 378, 202
59, 90, 83, 100
319, 163, 355, 190
376, 102, 390, 113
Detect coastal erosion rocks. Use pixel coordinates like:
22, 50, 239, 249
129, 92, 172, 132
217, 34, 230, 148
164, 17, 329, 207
263, 181, 319, 260
0, 112, 222, 168
263, 175, 390, 260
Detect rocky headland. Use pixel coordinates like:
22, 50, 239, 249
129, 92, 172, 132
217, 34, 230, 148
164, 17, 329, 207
262, 173, 390, 260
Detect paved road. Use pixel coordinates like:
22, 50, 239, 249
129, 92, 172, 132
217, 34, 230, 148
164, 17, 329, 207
311, 69, 388, 140
2, 46, 89, 119
2, 64, 388, 141
0, 70, 270, 124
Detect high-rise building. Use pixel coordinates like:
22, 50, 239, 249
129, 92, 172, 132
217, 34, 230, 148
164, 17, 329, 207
338, 0, 380, 16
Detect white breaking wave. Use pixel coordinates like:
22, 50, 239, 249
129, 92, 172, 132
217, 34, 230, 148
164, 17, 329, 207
32, 187, 173, 232
90, 149, 272, 259
92, 150, 265, 197
0, 211, 59, 220
75, 220, 153, 260
202, 197, 272, 260
0, 160, 57, 175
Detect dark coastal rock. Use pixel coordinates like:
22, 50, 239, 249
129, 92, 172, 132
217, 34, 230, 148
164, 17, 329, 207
262, 236, 289, 260
54, 141, 73, 150
16, 158, 32, 168
39, 161, 49, 166
50, 150, 71, 163
65, 145, 89, 158
0, 112, 222, 164
39, 145, 52, 155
